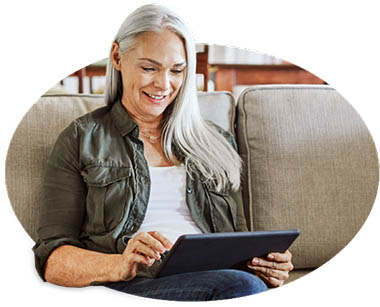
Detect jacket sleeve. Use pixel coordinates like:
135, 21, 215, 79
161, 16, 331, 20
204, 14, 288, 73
32, 120, 86, 281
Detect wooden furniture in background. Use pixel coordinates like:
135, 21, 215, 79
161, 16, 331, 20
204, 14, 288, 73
70, 64, 107, 93
195, 46, 326, 92
212, 63, 326, 92
196, 45, 209, 91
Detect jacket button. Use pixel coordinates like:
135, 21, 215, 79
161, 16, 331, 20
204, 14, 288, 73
186, 188, 193, 194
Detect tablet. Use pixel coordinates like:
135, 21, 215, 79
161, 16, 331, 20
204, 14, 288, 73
155, 229, 300, 278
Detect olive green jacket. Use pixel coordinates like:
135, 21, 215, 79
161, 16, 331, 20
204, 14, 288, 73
33, 100, 248, 281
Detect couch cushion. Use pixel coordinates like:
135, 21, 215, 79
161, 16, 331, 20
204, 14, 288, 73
198, 91, 235, 133
6, 94, 105, 241
236, 85, 378, 269
6, 92, 235, 241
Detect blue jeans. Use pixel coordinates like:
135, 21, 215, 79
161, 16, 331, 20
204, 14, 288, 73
103, 269, 268, 301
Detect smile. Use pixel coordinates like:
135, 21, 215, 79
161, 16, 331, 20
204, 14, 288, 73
143, 92, 167, 100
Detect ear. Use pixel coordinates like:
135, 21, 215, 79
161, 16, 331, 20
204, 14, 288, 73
110, 42, 121, 71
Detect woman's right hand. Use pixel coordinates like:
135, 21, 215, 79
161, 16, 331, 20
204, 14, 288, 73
117, 231, 173, 281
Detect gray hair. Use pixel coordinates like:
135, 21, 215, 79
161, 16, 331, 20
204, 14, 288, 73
105, 4, 242, 191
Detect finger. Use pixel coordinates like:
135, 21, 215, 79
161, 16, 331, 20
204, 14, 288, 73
134, 232, 168, 253
267, 250, 292, 262
248, 265, 289, 281
250, 257, 293, 271
248, 261, 287, 279
250, 257, 284, 269
148, 231, 174, 250
130, 240, 161, 260
127, 252, 154, 266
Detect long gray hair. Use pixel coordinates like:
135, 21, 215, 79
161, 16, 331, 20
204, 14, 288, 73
105, 4, 242, 191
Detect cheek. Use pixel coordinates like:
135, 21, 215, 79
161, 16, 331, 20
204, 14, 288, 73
139, 74, 154, 88
172, 76, 185, 92
125, 74, 152, 93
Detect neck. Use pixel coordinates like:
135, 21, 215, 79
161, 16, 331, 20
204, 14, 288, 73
121, 98, 162, 134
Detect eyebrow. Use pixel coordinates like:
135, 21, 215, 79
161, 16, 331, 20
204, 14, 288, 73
138, 58, 187, 67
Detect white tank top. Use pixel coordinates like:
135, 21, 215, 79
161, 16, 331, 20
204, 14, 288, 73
137, 164, 202, 243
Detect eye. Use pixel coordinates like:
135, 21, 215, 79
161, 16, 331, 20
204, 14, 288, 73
142, 67, 155, 72
171, 69, 184, 74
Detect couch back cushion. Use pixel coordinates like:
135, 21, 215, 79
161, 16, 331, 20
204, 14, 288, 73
236, 85, 378, 269
6, 92, 235, 242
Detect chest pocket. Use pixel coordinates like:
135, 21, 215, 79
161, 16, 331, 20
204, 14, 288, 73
206, 185, 238, 232
81, 165, 132, 234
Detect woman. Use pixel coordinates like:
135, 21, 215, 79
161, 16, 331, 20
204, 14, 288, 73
33, 4, 293, 301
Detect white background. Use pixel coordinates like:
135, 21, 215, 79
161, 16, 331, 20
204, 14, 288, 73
1, 0, 379, 306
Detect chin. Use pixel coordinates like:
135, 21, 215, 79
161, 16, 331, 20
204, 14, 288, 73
145, 106, 167, 118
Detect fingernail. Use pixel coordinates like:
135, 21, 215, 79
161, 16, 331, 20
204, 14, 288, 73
268, 254, 274, 260
252, 258, 259, 265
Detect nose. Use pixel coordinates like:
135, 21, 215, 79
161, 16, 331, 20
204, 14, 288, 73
153, 71, 170, 91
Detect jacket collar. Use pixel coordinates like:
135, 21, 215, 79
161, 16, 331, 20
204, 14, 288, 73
110, 99, 139, 137
110, 98, 185, 163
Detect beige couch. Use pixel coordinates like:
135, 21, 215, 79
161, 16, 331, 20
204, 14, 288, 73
6, 84, 379, 283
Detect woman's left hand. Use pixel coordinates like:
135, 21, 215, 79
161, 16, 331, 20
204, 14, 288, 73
246, 250, 294, 287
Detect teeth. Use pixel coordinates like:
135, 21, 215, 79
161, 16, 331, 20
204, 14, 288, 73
146, 93, 165, 100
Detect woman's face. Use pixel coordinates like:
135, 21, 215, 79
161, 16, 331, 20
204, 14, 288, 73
112, 29, 187, 121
